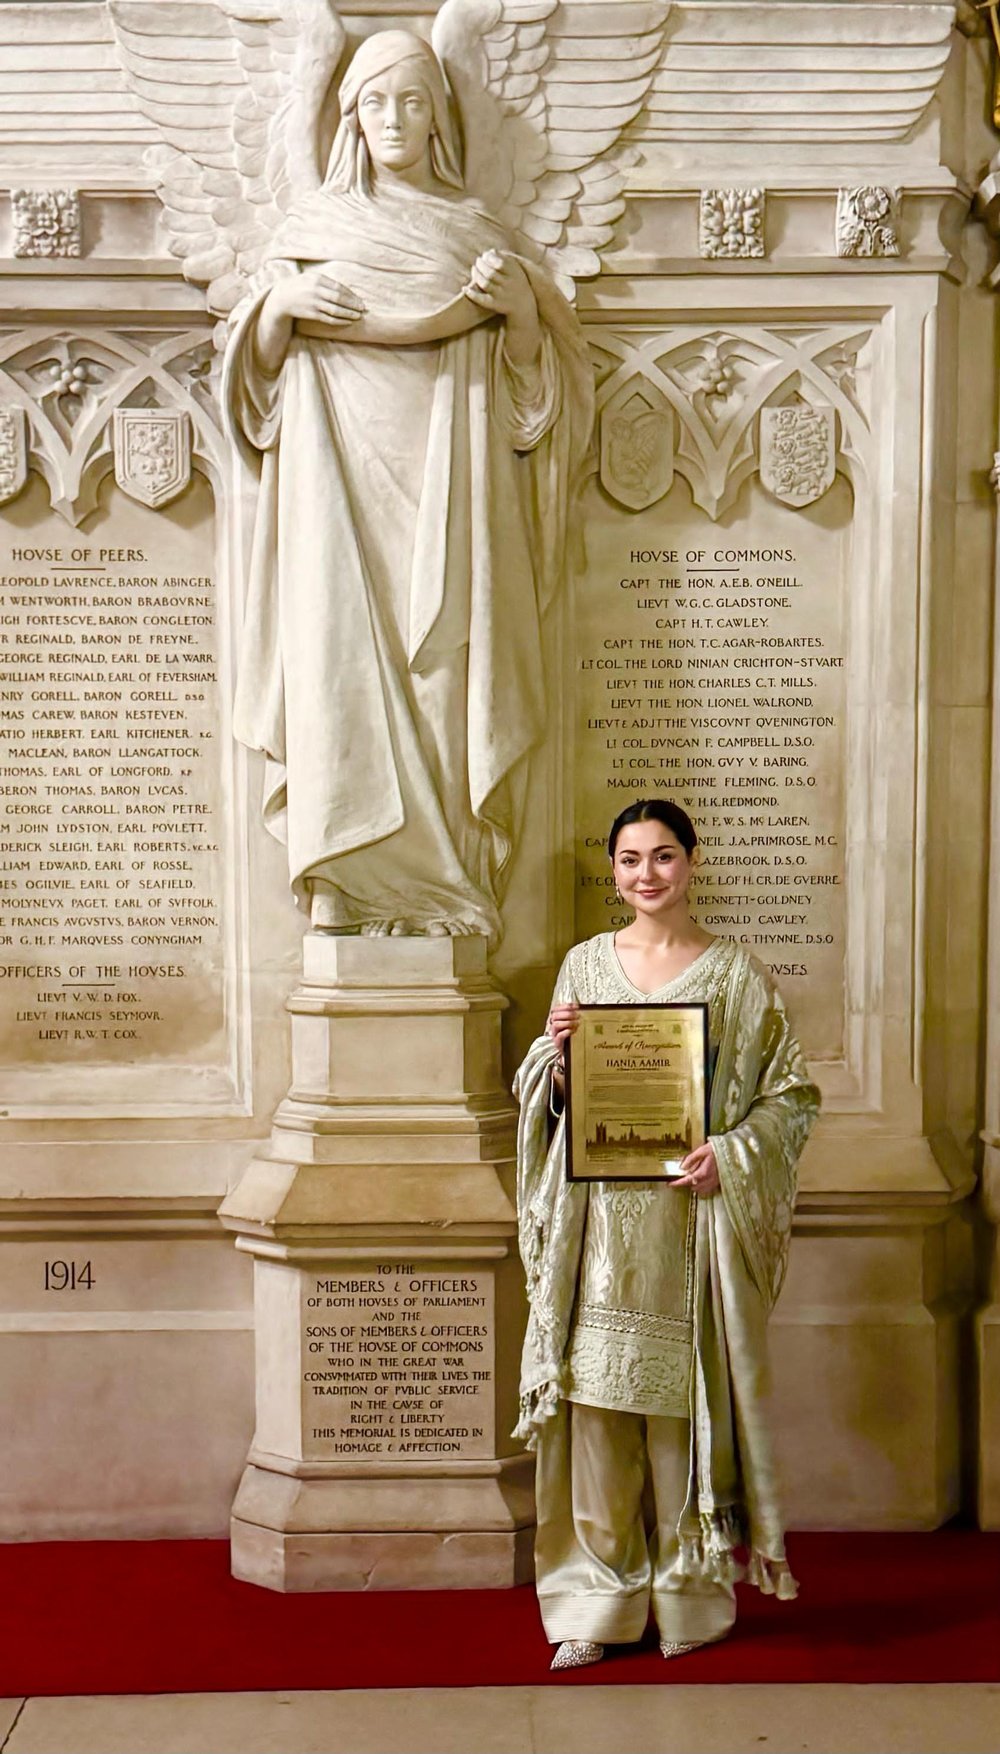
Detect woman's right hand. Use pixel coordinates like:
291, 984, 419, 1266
547, 1003, 580, 1066
266, 268, 366, 328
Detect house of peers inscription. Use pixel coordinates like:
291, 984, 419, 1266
0, 477, 230, 1106
575, 475, 849, 1059
303, 1265, 495, 1460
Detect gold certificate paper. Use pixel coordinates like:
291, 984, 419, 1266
565, 1004, 709, 1183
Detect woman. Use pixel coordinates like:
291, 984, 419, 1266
224, 30, 592, 944
514, 799, 819, 1670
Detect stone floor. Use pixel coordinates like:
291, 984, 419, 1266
2, 1686, 999, 1754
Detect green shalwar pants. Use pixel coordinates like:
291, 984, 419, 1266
534, 1402, 737, 1646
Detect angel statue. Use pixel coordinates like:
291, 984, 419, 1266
110, 0, 667, 944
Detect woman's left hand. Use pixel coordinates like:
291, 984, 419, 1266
671, 1141, 721, 1195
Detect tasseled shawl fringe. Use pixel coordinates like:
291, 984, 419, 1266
676, 1507, 799, 1598
514, 1382, 560, 1449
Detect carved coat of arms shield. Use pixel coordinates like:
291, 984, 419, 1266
599, 385, 673, 513
113, 408, 191, 509
0, 406, 28, 506
759, 405, 835, 508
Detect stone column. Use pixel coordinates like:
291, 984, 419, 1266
972, 157, 1000, 1527
219, 935, 534, 1590
977, 439, 1000, 1527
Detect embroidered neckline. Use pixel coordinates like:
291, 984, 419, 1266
603, 931, 730, 1002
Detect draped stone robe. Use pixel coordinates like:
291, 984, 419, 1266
224, 183, 593, 940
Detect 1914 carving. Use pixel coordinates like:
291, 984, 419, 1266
110, 0, 669, 944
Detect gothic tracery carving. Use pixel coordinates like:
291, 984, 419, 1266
0, 328, 220, 525
592, 325, 872, 518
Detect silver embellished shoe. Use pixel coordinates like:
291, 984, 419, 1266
550, 1640, 604, 1671
659, 1639, 706, 1660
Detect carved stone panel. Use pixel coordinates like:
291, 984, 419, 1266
599, 383, 674, 513
759, 405, 836, 509
11, 189, 82, 259
113, 409, 192, 510
0, 406, 28, 505
699, 189, 766, 260
836, 187, 900, 259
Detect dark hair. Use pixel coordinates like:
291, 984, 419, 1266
608, 798, 698, 859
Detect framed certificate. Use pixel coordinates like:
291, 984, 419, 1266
565, 1003, 709, 1183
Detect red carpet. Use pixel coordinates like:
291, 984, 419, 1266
2, 1532, 998, 1696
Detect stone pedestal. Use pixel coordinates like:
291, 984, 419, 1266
219, 936, 534, 1591
776, 1135, 974, 1530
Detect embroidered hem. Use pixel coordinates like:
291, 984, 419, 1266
564, 1319, 691, 1418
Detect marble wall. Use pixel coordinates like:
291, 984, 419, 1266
0, 0, 997, 1552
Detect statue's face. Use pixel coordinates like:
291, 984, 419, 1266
357, 61, 435, 174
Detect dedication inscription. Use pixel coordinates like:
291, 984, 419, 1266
0, 477, 235, 1111
575, 476, 849, 1058
303, 1265, 495, 1461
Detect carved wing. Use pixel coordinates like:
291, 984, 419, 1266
108, 0, 346, 314
623, 413, 661, 470
433, 0, 668, 293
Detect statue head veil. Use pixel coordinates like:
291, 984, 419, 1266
325, 30, 464, 194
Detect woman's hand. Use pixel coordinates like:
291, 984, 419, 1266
463, 250, 541, 367
546, 1003, 580, 1067
671, 1141, 721, 1195
267, 268, 366, 328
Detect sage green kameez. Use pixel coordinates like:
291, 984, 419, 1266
513, 934, 819, 1646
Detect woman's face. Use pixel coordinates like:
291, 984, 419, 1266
611, 819, 694, 921
357, 62, 435, 174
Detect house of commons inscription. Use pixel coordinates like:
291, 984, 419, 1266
0, 474, 234, 1111
575, 474, 850, 1059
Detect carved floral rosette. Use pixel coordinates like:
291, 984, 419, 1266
0, 405, 28, 505
759, 405, 836, 508
11, 188, 82, 259
836, 186, 900, 259
112, 408, 191, 509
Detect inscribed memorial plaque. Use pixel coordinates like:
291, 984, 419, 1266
302, 1266, 495, 1461
574, 473, 849, 1059
0, 473, 243, 1113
